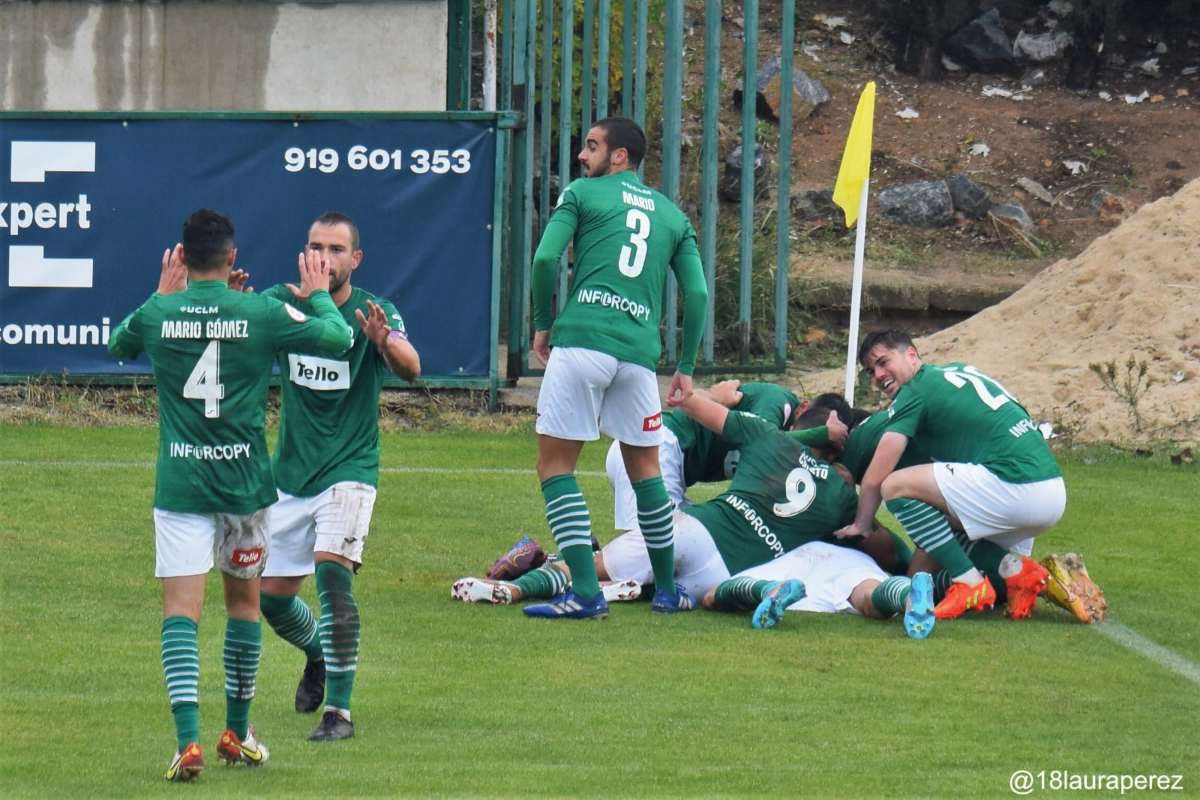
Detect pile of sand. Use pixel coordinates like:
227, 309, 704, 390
807, 178, 1200, 445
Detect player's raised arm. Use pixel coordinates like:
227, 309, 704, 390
679, 389, 730, 435
836, 430, 908, 540
356, 300, 421, 381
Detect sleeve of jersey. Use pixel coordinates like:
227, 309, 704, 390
270, 290, 353, 355
787, 426, 830, 448
107, 301, 147, 359
530, 187, 579, 331
745, 385, 794, 429
883, 391, 923, 438
671, 224, 708, 376
719, 410, 773, 446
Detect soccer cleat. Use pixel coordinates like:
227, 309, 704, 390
216, 727, 269, 767
1041, 553, 1107, 623
485, 535, 546, 581
295, 659, 326, 713
751, 579, 806, 630
650, 586, 695, 614
164, 742, 204, 782
601, 578, 642, 602
451, 577, 514, 605
933, 577, 997, 620
903, 572, 936, 640
309, 710, 355, 742
523, 591, 609, 620
1003, 556, 1049, 620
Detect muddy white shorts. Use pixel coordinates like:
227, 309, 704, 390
262, 482, 377, 576
734, 541, 887, 615
600, 511, 731, 600
536, 346, 664, 446
154, 507, 270, 579
934, 462, 1066, 552
605, 427, 688, 532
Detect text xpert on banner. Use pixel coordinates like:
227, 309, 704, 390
0, 117, 496, 377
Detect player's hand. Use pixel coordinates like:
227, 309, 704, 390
708, 379, 743, 408
825, 409, 848, 447
532, 330, 551, 367
355, 300, 392, 347
833, 522, 868, 540
228, 269, 252, 293
289, 249, 329, 299
156, 244, 187, 295
666, 372, 693, 407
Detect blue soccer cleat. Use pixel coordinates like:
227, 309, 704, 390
523, 591, 609, 620
650, 586, 695, 614
904, 571, 936, 640
751, 579, 806, 629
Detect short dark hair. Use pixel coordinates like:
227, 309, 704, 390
312, 211, 360, 250
859, 329, 916, 367
594, 117, 646, 168
181, 209, 235, 271
809, 392, 853, 427
793, 405, 835, 431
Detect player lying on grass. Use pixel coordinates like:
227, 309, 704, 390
836, 330, 1105, 623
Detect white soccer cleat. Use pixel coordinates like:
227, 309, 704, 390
451, 577, 514, 605
600, 579, 642, 602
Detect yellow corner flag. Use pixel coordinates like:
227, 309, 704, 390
832, 81, 876, 228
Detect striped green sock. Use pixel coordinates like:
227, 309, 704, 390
870, 576, 912, 616
512, 564, 569, 599
317, 561, 360, 713
712, 577, 773, 611
632, 476, 676, 595
261, 591, 323, 663
161, 616, 200, 751
223, 617, 261, 739
886, 498, 975, 579
542, 474, 600, 601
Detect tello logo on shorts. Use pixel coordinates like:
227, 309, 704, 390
643, 412, 663, 432
231, 547, 263, 567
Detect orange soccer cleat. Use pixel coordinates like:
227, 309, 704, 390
164, 742, 204, 782
1003, 556, 1049, 620
934, 577, 997, 620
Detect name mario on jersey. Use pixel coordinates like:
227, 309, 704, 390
160, 319, 249, 339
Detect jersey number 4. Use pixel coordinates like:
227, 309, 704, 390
183, 340, 226, 418
618, 209, 651, 277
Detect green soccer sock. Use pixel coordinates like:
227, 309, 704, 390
512, 563, 569, 600
223, 617, 261, 740
632, 476, 677, 595
542, 474, 600, 601
965, 538, 1011, 603
870, 576, 912, 617
712, 577, 773, 611
261, 591, 324, 663
316, 561, 360, 713
161, 616, 200, 751
886, 498, 978, 581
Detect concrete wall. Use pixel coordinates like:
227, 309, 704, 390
1, 1, 447, 112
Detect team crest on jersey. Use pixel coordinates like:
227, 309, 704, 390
283, 303, 308, 323
230, 547, 263, 568
288, 353, 351, 391
643, 412, 662, 432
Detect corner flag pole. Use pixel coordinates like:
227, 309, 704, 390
831, 81, 876, 402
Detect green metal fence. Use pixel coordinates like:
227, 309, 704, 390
497, 0, 798, 380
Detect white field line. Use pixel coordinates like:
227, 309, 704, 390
1092, 621, 1200, 686
0, 459, 607, 477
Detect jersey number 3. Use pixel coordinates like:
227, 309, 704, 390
183, 340, 226, 418
618, 209, 651, 277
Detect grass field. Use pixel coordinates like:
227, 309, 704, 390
1, 424, 1197, 798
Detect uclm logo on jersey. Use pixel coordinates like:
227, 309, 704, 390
231, 547, 263, 567
288, 354, 351, 391
643, 412, 662, 432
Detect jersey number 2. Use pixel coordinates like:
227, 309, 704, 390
942, 365, 1015, 411
183, 340, 225, 418
618, 209, 651, 277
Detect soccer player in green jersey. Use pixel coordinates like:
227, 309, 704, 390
525, 117, 709, 619
836, 330, 1066, 622
257, 212, 420, 742
108, 209, 353, 782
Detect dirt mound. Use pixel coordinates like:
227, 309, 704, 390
802, 178, 1200, 444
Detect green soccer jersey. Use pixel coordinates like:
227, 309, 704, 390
108, 280, 353, 514
882, 362, 1062, 483
668, 382, 801, 485
684, 411, 859, 575
840, 408, 933, 484
264, 285, 404, 497
531, 170, 708, 373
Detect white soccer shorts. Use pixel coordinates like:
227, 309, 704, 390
262, 482, 377, 576
934, 462, 1066, 552
605, 427, 688, 532
154, 507, 270, 579
600, 511, 731, 600
734, 541, 888, 615
536, 346, 664, 446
